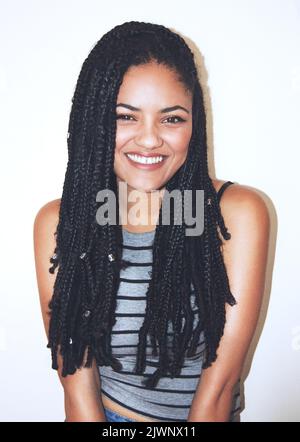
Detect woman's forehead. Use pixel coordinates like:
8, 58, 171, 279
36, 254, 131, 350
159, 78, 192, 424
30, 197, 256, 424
117, 64, 192, 108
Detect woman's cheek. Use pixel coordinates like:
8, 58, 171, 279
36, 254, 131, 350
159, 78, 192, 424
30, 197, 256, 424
166, 126, 192, 147
115, 131, 128, 150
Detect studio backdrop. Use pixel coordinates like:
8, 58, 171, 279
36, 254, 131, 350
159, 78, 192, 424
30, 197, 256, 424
0, 0, 299, 422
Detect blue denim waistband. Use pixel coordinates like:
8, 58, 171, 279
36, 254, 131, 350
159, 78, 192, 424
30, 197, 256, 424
104, 407, 137, 422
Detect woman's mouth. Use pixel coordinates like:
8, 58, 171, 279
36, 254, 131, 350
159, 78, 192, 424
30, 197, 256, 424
124, 152, 168, 170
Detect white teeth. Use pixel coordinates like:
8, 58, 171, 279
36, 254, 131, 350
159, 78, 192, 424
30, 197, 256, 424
126, 153, 164, 164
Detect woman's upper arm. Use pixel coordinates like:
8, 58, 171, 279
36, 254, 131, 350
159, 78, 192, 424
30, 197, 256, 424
191, 184, 270, 404
33, 199, 101, 395
33, 199, 61, 341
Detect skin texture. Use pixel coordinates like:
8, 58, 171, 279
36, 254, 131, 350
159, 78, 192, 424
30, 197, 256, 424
33, 61, 270, 422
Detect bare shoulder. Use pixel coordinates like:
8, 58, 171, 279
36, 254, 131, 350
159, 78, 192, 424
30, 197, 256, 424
33, 197, 61, 271
216, 182, 271, 286
218, 182, 270, 230
34, 198, 61, 231
212, 178, 269, 225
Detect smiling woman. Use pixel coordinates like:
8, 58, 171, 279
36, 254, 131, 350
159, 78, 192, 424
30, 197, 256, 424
33, 21, 270, 423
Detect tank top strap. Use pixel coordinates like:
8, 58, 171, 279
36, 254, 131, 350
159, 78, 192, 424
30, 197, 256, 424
217, 180, 235, 203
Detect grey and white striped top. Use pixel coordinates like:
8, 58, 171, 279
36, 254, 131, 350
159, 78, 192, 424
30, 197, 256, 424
98, 186, 241, 421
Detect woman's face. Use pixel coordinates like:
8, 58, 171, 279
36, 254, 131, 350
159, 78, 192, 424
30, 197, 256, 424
114, 62, 193, 193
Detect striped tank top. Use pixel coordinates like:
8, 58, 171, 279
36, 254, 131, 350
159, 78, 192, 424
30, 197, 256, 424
98, 181, 242, 421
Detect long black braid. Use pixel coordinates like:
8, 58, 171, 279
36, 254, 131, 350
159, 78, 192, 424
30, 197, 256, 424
47, 21, 237, 387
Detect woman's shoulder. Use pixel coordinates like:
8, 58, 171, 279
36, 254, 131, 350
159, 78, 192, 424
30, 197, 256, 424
211, 179, 270, 231
33, 198, 61, 240
34, 198, 61, 223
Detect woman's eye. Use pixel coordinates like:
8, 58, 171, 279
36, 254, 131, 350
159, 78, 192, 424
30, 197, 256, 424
115, 114, 186, 124
164, 116, 186, 124
116, 114, 135, 121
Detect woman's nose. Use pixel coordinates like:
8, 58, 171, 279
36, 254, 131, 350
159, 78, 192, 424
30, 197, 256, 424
135, 123, 163, 149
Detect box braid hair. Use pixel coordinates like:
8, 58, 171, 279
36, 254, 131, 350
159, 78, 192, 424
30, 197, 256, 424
47, 20, 237, 389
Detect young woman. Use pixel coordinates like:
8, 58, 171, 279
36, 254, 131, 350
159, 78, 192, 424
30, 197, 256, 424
33, 21, 270, 422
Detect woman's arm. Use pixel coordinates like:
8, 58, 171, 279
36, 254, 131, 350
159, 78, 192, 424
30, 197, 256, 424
188, 184, 270, 422
33, 199, 107, 422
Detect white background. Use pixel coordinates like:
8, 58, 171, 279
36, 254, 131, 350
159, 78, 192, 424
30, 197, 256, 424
0, 0, 299, 422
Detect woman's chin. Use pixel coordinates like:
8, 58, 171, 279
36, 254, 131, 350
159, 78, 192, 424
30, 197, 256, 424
125, 181, 162, 193
115, 175, 166, 194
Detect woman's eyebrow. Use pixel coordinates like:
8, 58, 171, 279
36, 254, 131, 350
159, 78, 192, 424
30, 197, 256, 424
116, 103, 190, 114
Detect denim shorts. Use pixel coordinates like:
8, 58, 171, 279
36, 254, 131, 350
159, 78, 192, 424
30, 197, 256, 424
104, 407, 137, 422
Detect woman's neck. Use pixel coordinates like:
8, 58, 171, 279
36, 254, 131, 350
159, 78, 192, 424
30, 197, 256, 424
117, 179, 165, 233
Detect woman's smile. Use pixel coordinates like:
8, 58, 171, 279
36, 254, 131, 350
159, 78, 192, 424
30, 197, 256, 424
124, 152, 169, 170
